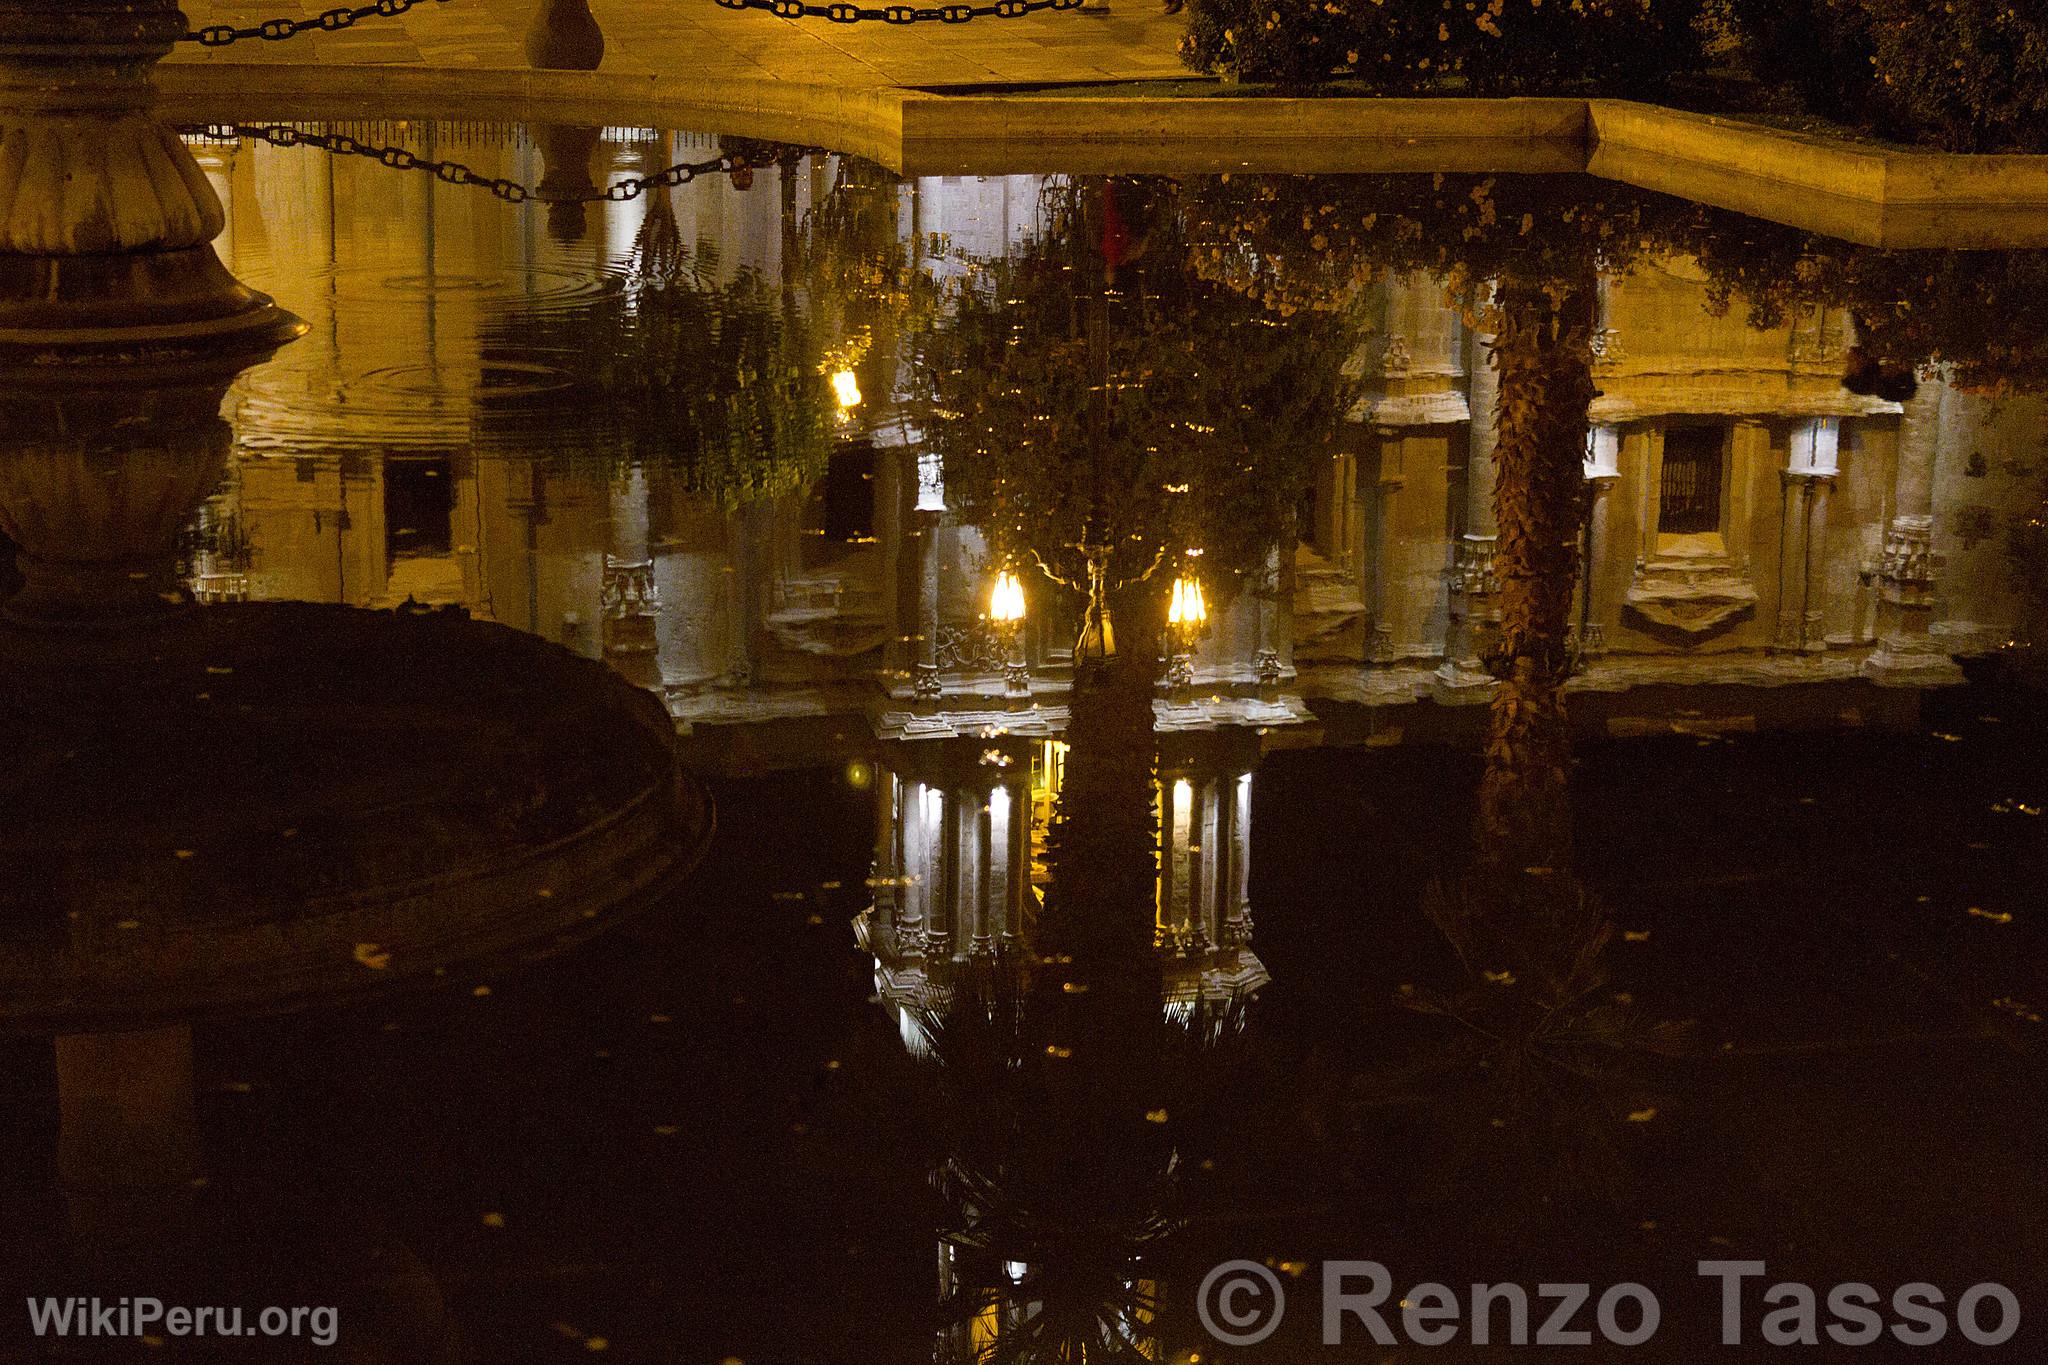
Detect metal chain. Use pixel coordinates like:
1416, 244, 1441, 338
181, 0, 1082, 42
185, 124, 820, 204
182, 0, 455, 47
718, 0, 1081, 21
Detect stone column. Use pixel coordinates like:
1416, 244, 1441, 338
1439, 321, 1500, 692
870, 764, 902, 941
912, 512, 942, 700
1580, 426, 1620, 659
1865, 382, 1961, 684
652, 500, 733, 688
1776, 472, 1815, 651
968, 784, 996, 958
1363, 438, 1402, 665
911, 450, 944, 700
727, 498, 773, 685
602, 464, 660, 690
1803, 474, 1834, 651
897, 775, 929, 954
902, 778, 936, 953
1780, 420, 1841, 654
1223, 770, 1252, 947
991, 777, 1027, 949
1252, 539, 1288, 688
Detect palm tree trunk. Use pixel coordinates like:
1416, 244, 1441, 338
1475, 276, 1597, 872
1040, 585, 1166, 1064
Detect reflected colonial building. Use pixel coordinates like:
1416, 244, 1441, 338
1302, 259, 2038, 701
178, 127, 2045, 761
857, 722, 1274, 1054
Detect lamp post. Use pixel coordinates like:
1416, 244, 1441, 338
1164, 571, 1207, 689
989, 567, 1029, 697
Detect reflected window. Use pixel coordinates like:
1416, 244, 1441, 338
1658, 425, 1725, 537
820, 438, 876, 546
384, 458, 453, 565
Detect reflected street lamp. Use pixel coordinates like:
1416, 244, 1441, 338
831, 368, 863, 413
989, 567, 1030, 697
1165, 571, 1207, 688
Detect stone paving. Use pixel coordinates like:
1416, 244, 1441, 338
166, 0, 1192, 87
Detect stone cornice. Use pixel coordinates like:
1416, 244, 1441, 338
146, 71, 2048, 248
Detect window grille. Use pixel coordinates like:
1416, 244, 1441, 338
1659, 426, 1725, 535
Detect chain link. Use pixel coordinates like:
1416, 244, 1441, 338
718, 0, 1081, 21
185, 124, 821, 204
181, 0, 1084, 45
182, 0, 455, 46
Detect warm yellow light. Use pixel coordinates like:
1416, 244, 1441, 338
1167, 574, 1206, 628
831, 368, 862, 410
989, 568, 1027, 624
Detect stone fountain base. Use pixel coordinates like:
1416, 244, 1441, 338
0, 599, 714, 1034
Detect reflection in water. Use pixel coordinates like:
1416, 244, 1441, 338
0, 29, 711, 1359
177, 131, 2046, 756
885, 587, 1258, 1362
3, 97, 2047, 1362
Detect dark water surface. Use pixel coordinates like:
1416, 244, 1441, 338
2, 123, 2045, 1362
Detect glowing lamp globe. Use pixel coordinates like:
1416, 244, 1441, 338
989, 569, 1027, 625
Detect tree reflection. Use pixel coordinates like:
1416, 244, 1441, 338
908, 691, 1254, 1361
1182, 174, 1709, 1222
478, 147, 833, 504
895, 179, 1316, 1358
917, 177, 1364, 629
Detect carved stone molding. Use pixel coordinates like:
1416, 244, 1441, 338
0, 115, 223, 254
1379, 334, 1413, 379
1447, 534, 1499, 598
0, 1, 228, 254
1876, 514, 1937, 606
1623, 558, 1759, 638
932, 618, 1009, 673
601, 556, 659, 657
1788, 307, 1850, 367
